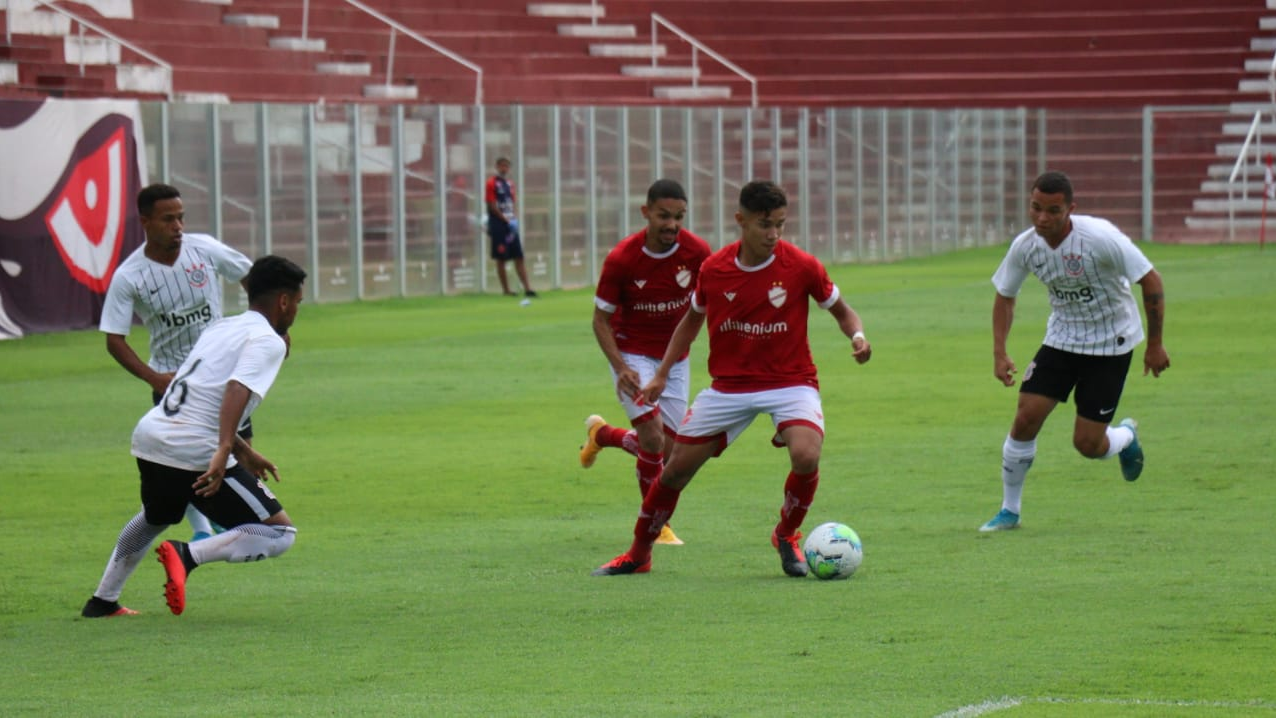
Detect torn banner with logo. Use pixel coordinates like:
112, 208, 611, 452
0, 98, 148, 339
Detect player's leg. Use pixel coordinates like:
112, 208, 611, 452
156, 466, 295, 615
82, 459, 186, 617
185, 504, 214, 541
581, 354, 678, 465
982, 347, 1071, 531
507, 234, 535, 296
490, 231, 514, 295
593, 388, 746, 575
495, 260, 512, 295
1071, 352, 1141, 480
592, 439, 717, 575
514, 258, 535, 297
767, 387, 826, 577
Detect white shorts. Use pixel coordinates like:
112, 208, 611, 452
611, 353, 690, 432
677, 385, 824, 454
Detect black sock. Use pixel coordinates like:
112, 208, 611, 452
177, 542, 199, 574
81, 596, 122, 618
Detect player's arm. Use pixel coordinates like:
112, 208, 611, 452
592, 307, 641, 399
992, 293, 1017, 386
640, 308, 704, 404
827, 298, 871, 364
1137, 269, 1170, 377
195, 380, 255, 497
105, 333, 173, 395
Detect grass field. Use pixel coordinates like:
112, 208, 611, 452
2, 243, 1274, 717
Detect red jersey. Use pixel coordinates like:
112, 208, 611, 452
692, 240, 839, 393
595, 228, 712, 359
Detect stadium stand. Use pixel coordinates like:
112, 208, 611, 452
1, 0, 1272, 240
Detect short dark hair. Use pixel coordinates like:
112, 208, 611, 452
646, 179, 687, 204
246, 255, 307, 303
495, 156, 510, 166
1033, 171, 1074, 204
739, 180, 787, 214
137, 183, 181, 216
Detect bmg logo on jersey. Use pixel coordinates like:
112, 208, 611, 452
1051, 285, 1095, 303
185, 262, 209, 288
161, 304, 213, 328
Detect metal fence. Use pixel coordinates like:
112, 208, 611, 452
140, 101, 1042, 309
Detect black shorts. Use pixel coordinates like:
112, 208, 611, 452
137, 458, 283, 528
152, 391, 253, 439
488, 223, 524, 260
1020, 345, 1133, 423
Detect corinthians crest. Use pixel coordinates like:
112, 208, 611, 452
1062, 253, 1084, 277
185, 262, 209, 288
768, 282, 787, 308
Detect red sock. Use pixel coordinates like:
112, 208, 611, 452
629, 478, 681, 563
775, 470, 819, 538
635, 449, 663, 499
596, 425, 631, 449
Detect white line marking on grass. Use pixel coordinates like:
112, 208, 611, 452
934, 696, 1023, 717
936, 696, 1276, 717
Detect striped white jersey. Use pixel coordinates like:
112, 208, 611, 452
132, 310, 286, 471
992, 215, 1153, 356
99, 233, 252, 372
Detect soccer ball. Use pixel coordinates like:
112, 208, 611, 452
803, 522, 863, 580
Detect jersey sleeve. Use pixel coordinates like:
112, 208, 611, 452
208, 238, 253, 282
485, 176, 497, 204
230, 332, 287, 398
991, 238, 1029, 297
593, 250, 624, 313
809, 257, 839, 309
1113, 235, 1154, 284
98, 271, 139, 334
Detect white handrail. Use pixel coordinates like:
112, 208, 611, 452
650, 13, 757, 107
1226, 110, 1264, 243
29, 0, 173, 100
342, 0, 483, 104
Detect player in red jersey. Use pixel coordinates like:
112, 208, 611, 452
592, 180, 872, 577
578, 180, 712, 546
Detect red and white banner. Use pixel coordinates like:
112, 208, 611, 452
0, 98, 147, 339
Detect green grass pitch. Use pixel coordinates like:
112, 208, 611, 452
1, 244, 1273, 716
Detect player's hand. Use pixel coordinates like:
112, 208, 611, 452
994, 355, 1016, 386
639, 375, 667, 406
1143, 345, 1170, 377
194, 447, 231, 497
150, 372, 175, 395
615, 367, 643, 402
235, 445, 280, 483
851, 336, 871, 364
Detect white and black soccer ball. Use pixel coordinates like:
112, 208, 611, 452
803, 521, 863, 580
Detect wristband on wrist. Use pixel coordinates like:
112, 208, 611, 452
852, 331, 866, 343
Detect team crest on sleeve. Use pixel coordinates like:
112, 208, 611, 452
768, 282, 787, 308
185, 262, 209, 288
675, 266, 691, 288
1063, 254, 1085, 277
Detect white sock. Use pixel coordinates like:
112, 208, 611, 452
93, 510, 168, 601
1102, 424, 1134, 458
189, 524, 296, 564
185, 504, 214, 536
1001, 435, 1036, 515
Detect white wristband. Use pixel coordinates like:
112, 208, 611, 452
852, 331, 866, 343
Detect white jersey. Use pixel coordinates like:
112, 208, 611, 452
132, 311, 286, 471
99, 233, 253, 373
992, 214, 1153, 356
